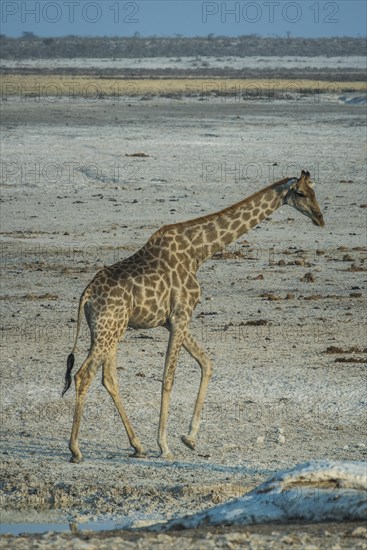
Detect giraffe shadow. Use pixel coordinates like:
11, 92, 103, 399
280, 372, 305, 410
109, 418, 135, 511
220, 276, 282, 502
3, 436, 272, 477
124, 457, 273, 478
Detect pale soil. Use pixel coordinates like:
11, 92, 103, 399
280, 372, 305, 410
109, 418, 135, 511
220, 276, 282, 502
0, 96, 366, 547
1, 523, 367, 549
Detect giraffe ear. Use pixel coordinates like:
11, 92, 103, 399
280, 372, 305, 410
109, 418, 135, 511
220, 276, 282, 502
288, 177, 298, 189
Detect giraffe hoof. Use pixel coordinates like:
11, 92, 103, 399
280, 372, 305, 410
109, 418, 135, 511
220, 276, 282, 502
70, 455, 83, 464
181, 435, 196, 450
129, 450, 146, 459
160, 451, 174, 460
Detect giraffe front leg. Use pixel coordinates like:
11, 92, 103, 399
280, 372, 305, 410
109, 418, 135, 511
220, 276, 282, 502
181, 332, 213, 451
102, 350, 146, 458
158, 319, 186, 459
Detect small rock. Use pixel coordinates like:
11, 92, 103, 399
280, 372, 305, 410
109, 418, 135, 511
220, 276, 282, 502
294, 258, 305, 266
351, 527, 367, 538
256, 436, 265, 445
302, 272, 315, 283
125, 152, 150, 157
281, 535, 297, 544
260, 292, 281, 301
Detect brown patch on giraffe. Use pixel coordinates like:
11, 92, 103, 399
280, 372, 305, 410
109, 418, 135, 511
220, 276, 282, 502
216, 216, 230, 229
202, 225, 218, 243
108, 287, 122, 298
158, 279, 166, 294
174, 235, 190, 249
264, 191, 274, 202
191, 235, 204, 249
253, 197, 262, 207
270, 196, 280, 208
160, 247, 171, 263
145, 287, 156, 299
186, 275, 200, 291
237, 223, 249, 235
171, 271, 181, 288
222, 233, 234, 246
231, 220, 242, 231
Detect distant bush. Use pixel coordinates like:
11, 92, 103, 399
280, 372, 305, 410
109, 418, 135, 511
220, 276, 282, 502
0, 35, 365, 59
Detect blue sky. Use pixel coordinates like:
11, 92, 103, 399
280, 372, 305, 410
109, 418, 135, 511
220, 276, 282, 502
1, 1, 366, 38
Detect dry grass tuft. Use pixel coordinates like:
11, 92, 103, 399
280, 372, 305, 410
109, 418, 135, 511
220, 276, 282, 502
1, 75, 366, 98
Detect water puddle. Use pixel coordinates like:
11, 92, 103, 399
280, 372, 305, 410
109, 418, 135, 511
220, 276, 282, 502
1, 520, 130, 536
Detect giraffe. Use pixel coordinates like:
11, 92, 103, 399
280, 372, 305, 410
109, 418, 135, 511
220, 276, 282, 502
62, 170, 324, 462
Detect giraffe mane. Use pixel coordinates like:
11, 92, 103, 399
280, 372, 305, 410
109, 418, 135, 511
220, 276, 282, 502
154, 176, 295, 236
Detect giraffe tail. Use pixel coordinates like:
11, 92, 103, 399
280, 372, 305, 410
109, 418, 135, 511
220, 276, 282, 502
62, 287, 90, 397
62, 353, 75, 397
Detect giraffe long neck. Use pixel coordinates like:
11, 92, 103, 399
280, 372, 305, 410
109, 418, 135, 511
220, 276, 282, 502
183, 178, 294, 268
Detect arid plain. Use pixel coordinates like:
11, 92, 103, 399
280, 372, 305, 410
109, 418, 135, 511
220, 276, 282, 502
0, 65, 366, 547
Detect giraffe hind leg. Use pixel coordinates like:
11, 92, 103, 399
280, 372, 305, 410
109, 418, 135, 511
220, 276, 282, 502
69, 349, 101, 463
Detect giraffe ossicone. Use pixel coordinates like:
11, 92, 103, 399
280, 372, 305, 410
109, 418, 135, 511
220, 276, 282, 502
63, 170, 324, 462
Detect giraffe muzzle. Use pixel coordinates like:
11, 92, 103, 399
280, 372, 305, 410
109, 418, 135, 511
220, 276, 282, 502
312, 211, 325, 227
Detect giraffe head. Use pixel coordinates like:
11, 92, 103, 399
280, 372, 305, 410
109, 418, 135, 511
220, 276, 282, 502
283, 170, 325, 227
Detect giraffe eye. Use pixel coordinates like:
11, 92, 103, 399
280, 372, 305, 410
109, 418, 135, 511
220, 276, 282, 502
295, 191, 305, 198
